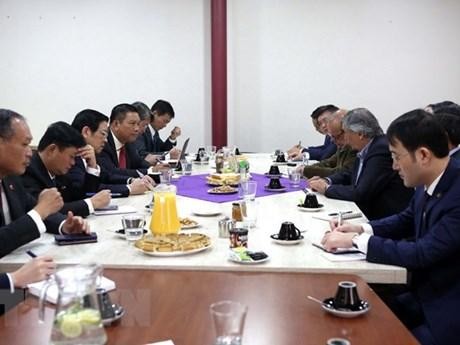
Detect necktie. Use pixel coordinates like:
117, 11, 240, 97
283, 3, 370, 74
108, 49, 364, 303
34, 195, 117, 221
0, 182, 5, 226
419, 191, 431, 236
119, 146, 127, 169
152, 130, 160, 152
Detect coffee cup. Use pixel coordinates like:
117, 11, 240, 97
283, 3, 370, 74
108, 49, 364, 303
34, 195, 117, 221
303, 193, 320, 208
268, 165, 281, 175
333, 281, 361, 310
278, 221, 301, 240
95, 288, 115, 319
268, 178, 282, 189
275, 153, 286, 163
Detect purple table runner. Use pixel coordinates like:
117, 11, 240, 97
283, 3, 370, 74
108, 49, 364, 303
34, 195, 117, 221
174, 173, 306, 203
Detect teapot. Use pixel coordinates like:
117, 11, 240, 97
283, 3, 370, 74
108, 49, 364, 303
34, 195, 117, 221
39, 263, 107, 344
149, 183, 181, 235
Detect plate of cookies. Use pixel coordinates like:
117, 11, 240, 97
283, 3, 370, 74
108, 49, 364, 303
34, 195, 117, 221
135, 233, 212, 256
207, 185, 238, 194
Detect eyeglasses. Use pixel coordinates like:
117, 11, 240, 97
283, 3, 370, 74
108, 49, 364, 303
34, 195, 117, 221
391, 152, 410, 162
330, 130, 344, 141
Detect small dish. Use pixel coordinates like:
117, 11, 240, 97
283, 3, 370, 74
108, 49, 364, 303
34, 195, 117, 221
102, 304, 125, 326
192, 208, 222, 217
228, 250, 270, 264
297, 204, 324, 212
270, 234, 304, 245
321, 297, 370, 318
139, 244, 212, 257
264, 186, 287, 192
180, 217, 200, 230
208, 187, 238, 194
264, 172, 283, 178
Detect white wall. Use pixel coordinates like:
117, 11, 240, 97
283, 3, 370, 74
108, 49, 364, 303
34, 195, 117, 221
228, 0, 460, 152
1, 1, 460, 153
0, 0, 210, 150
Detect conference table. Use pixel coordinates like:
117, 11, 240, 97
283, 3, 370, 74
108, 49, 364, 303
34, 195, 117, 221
0, 153, 416, 344
0, 269, 418, 345
0, 153, 406, 284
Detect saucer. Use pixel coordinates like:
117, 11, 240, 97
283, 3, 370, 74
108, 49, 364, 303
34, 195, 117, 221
228, 250, 270, 264
297, 204, 324, 212
192, 207, 222, 217
270, 234, 304, 245
113, 229, 148, 238
265, 186, 287, 192
321, 297, 370, 318
272, 161, 288, 166
102, 304, 125, 326
264, 172, 282, 178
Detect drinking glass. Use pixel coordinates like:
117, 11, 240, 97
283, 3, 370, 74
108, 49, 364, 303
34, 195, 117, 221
206, 145, 217, 161
238, 181, 257, 201
210, 300, 247, 345
122, 214, 145, 241
180, 159, 193, 175
241, 198, 257, 229
287, 167, 301, 187
159, 168, 173, 184
302, 151, 310, 165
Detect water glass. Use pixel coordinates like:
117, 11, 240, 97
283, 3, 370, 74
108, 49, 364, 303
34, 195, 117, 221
287, 167, 301, 187
122, 214, 145, 241
302, 151, 310, 165
210, 300, 247, 345
242, 198, 257, 228
238, 181, 257, 200
206, 145, 217, 160
160, 168, 173, 184
180, 159, 193, 175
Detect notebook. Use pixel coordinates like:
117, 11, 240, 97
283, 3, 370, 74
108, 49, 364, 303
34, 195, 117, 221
94, 205, 137, 216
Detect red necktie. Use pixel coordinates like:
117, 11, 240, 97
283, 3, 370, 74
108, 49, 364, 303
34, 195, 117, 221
119, 146, 127, 169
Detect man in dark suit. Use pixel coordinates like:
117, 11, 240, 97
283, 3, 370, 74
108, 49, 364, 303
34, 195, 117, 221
1, 255, 55, 314
300, 109, 357, 178
434, 113, 460, 160
0, 109, 89, 258
322, 109, 460, 345
97, 103, 156, 189
134, 99, 181, 164
70, 109, 153, 197
288, 104, 338, 161
21, 122, 111, 217
310, 108, 413, 220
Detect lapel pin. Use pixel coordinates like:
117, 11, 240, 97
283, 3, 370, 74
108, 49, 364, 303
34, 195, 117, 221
9, 184, 14, 191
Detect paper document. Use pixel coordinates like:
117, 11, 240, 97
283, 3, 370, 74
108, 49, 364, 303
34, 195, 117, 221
312, 211, 364, 222
28, 276, 116, 304
94, 205, 137, 216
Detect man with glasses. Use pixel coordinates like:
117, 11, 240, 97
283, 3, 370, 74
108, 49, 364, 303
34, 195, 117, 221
322, 109, 460, 345
310, 108, 413, 220
298, 109, 357, 178
70, 109, 152, 197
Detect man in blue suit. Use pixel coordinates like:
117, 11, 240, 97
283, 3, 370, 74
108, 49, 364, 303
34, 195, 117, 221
322, 109, 460, 345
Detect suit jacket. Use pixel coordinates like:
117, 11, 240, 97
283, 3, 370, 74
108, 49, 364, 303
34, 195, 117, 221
67, 157, 130, 197
0, 176, 65, 258
450, 148, 460, 160
97, 131, 150, 178
21, 153, 91, 217
135, 126, 175, 159
305, 135, 337, 161
325, 135, 414, 220
0, 273, 10, 290
367, 158, 460, 345
303, 146, 357, 178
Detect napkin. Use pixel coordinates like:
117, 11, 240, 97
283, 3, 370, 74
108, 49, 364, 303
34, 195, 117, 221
27, 276, 116, 304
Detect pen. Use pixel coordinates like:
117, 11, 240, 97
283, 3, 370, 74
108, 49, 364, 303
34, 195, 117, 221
85, 193, 122, 197
337, 211, 343, 226
26, 250, 37, 258
136, 170, 155, 191
328, 211, 353, 216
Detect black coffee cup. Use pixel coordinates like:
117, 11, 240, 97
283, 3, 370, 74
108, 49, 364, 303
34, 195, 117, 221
268, 178, 282, 189
278, 221, 301, 240
333, 281, 361, 310
303, 193, 319, 208
275, 153, 286, 162
268, 165, 281, 175
96, 288, 116, 319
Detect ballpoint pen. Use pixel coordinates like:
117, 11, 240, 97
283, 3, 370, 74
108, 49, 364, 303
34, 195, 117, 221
26, 250, 37, 258
328, 211, 353, 216
86, 192, 122, 197
337, 211, 343, 226
136, 170, 155, 191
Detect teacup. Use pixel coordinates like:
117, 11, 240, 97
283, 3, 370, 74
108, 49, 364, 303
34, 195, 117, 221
303, 193, 320, 208
275, 153, 286, 163
268, 165, 281, 175
277, 221, 301, 240
333, 281, 361, 310
268, 178, 283, 189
